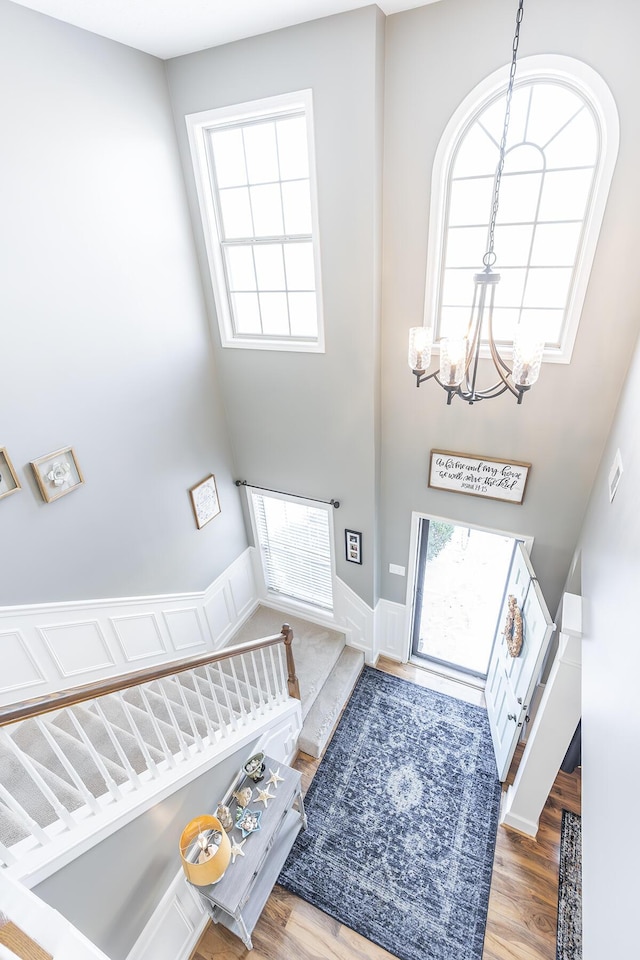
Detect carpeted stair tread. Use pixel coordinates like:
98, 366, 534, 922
154, 678, 216, 738
48, 712, 130, 793
0, 805, 31, 847
125, 684, 206, 743
11, 719, 82, 791
0, 745, 84, 829
94, 695, 176, 761
180, 671, 243, 726
80, 701, 164, 775
298, 646, 365, 758
228, 606, 347, 721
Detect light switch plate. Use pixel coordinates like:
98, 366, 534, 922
389, 563, 405, 576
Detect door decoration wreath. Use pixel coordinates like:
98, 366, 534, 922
503, 594, 523, 657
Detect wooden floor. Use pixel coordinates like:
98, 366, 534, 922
190, 658, 581, 960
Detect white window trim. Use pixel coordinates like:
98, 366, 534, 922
246, 488, 337, 617
186, 90, 325, 353
424, 55, 620, 364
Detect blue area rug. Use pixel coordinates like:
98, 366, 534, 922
278, 667, 501, 960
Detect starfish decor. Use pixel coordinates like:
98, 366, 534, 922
229, 837, 246, 863
256, 787, 275, 807
266, 767, 285, 788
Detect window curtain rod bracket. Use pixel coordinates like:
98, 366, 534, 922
234, 480, 340, 509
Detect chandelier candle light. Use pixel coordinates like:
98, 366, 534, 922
408, 0, 544, 405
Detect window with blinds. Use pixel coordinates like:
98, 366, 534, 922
250, 491, 333, 610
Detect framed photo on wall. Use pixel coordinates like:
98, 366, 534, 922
189, 474, 221, 529
0, 448, 21, 501
345, 529, 362, 564
30, 447, 84, 503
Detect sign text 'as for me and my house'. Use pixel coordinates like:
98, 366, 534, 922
428, 450, 530, 504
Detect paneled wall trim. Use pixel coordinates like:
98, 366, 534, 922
0, 548, 414, 707
374, 599, 410, 663
0, 550, 258, 706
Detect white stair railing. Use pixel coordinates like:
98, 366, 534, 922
0, 625, 299, 872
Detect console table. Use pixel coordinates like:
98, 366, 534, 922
188, 756, 306, 949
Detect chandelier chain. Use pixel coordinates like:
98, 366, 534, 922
485, 0, 525, 264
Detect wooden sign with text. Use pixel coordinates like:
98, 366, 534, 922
429, 450, 530, 504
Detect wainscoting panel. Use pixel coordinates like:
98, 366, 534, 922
375, 599, 409, 663
126, 871, 206, 960
39, 621, 115, 678
203, 582, 234, 647
334, 579, 375, 664
163, 608, 207, 651
228, 555, 256, 620
0, 630, 46, 694
110, 614, 167, 662
0, 548, 258, 706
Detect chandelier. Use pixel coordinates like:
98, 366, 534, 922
408, 0, 543, 405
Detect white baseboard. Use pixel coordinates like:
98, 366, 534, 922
499, 785, 540, 837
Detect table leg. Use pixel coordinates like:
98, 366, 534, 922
298, 788, 308, 830
236, 910, 253, 950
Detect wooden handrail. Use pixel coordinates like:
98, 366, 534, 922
0, 919, 52, 960
0, 624, 300, 727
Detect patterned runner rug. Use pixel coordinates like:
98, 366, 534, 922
278, 667, 501, 960
556, 810, 582, 960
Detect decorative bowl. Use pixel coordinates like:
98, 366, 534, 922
236, 808, 262, 838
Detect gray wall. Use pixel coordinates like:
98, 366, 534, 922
34, 745, 251, 960
0, 1, 247, 605
165, 6, 384, 607
575, 327, 640, 958
380, 0, 640, 615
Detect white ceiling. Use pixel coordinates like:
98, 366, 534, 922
10, 0, 441, 60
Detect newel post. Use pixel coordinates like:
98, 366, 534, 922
282, 624, 301, 700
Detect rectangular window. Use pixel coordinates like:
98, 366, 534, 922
187, 91, 324, 353
249, 491, 333, 611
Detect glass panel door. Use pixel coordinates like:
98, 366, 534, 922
411, 519, 517, 678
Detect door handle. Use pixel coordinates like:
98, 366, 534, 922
507, 713, 517, 721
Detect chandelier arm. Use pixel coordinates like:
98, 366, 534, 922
413, 368, 442, 388
459, 279, 485, 399
486, 313, 520, 399
463, 381, 512, 401
486, 291, 516, 384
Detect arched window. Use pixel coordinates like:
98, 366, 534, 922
424, 56, 619, 363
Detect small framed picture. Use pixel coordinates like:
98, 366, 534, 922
30, 447, 84, 503
189, 474, 221, 529
0, 448, 21, 501
345, 529, 362, 565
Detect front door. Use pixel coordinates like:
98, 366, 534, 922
485, 543, 555, 781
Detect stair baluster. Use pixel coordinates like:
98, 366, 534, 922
116, 691, 161, 779
34, 717, 100, 814
137, 686, 177, 769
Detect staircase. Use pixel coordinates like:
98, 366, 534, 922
0, 626, 300, 884
0, 610, 364, 887
231, 607, 364, 757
